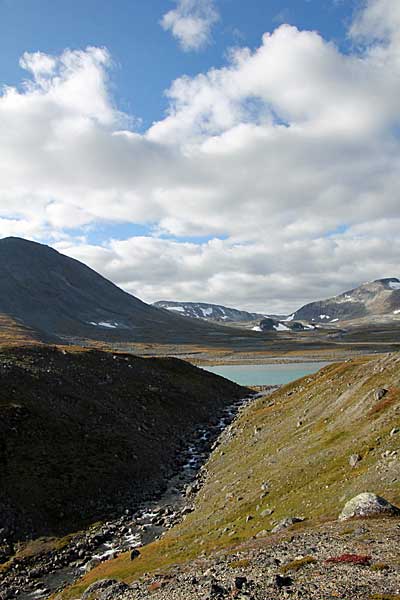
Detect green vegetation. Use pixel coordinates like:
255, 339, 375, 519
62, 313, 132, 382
61, 353, 400, 599
280, 556, 317, 573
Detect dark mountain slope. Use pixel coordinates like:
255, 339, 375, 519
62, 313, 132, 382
0, 345, 248, 541
0, 238, 261, 345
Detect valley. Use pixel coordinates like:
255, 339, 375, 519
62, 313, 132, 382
57, 352, 400, 600
0, 237, 399, 600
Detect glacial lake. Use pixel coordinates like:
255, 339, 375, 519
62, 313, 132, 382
203, 362, 329, 386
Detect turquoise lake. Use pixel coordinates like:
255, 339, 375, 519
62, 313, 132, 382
203, 362, 329, 386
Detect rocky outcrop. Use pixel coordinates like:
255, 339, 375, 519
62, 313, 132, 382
339, 493, 400, 521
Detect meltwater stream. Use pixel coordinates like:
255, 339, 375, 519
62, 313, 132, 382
11, 361, 327, 600
14, 393, 260, 600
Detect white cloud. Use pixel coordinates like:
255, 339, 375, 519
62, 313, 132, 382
160, 0, 219, 51
1, 0, 400, 312
60, 229, 400, 314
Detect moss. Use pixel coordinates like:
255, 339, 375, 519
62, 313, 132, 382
228, 559, 251, 569
370, 563, 390, 572
280, 556, 317, 573
370, 595, 400, 600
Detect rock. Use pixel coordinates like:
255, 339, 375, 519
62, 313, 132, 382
390, 428, 400, 437
255, 529, 268, 538
374, 388, 388, 401
275, 574, 293, 588
260, 482, 270, 493
209, 581, 227, 598
84, 557, 101, 572
234, 576, 247, 590
130, 548, 141, 560
260, 508, 274, 517
271, 517, 304, 533
81, 579, 130, 600
349, 454, 362, 468
339, 493, 400, 521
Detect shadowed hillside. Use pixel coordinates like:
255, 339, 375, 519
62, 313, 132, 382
0, 345, 247, 542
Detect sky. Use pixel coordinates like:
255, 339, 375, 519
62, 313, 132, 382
0, 0, 399, 313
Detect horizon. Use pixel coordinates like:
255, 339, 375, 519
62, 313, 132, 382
1, 0, 399, 313
1, 234, 399, 315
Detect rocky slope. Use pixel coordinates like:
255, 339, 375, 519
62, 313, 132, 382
293, 278, 400, 324
153, 301, 266, 323
0, 345, 247, 543
63, 352, 400, 599
0, 237, 263, 346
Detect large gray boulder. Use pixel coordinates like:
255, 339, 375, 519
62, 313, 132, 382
339, 493, 400, 521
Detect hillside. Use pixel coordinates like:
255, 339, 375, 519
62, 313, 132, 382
0, 345, 247, 542
0, 237, 264, 347
154, 301, 266, 323
64, 352, 400, 598
293, 278, 400, 324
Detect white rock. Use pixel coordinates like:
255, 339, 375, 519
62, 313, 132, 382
339, 493, 400, 521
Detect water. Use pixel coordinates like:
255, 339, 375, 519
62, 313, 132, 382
203, 362, 329, 386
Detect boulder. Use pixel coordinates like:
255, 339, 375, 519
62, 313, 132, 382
130, 548, 141, 560
349, 454, 362, 468
374, 388, 388, 401
271, 517, 304, 533
339, 493, 400, 521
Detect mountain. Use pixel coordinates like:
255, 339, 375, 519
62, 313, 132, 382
292, 278, 400, 324
0, 345, 247, 542
0, 237, 263, 346
153, 300, 265, 323
64, 353, 400, 600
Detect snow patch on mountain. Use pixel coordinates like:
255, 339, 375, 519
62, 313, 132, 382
89, 321, 120, 329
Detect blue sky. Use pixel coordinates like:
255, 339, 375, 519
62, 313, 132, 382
0, 0, 399, 312
0, 0, 358, 130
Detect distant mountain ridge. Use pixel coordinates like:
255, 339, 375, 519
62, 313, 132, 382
292, 278, 400, 324
153, 300, 266, 323
157, 278, 400, 329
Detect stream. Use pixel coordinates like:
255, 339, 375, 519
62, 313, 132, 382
4, 390, 271, 600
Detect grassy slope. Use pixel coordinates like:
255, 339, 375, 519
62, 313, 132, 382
62, 353, 400, 598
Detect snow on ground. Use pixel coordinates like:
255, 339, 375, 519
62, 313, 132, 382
393, 309, 400, 315
166, 306, 185, 313
331, 318, 339, 322
389, 281, 400, 290
201, 307, 213, 317
252, 326, 262, 332
319, 314, 331, 320
274, 323, 290, 331
89, 321, 119, 328
285, 314, 294, 321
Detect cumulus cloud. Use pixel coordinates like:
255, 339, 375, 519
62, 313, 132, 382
60, 229, 400, 314
160, 0, 219, 51
1, 0, 400, 311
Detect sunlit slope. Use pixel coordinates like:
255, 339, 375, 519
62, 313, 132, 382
63, 353, 400, 597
